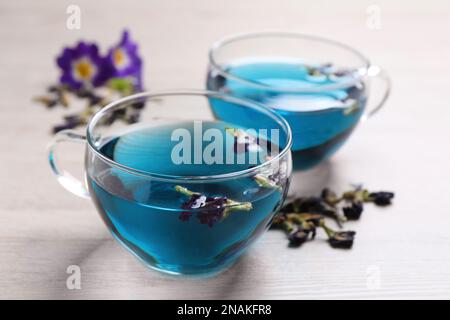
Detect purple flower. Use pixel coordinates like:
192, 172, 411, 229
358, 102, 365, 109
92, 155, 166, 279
329, 231, 356, 249
196, 197, 228, 228
56, 42, 106, 90
369, 191, 395, 206
288, 228, 313, 247
343, 201, 364, 220
180, 193, 228, 227
175, 186, 252, 227
105, 30, 143, 91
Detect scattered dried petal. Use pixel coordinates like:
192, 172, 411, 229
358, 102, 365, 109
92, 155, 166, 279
369, 192, 395, 206
343, 201, 363, 220
329, 231, 356, 249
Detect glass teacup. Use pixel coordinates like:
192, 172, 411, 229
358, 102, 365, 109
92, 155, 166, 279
207, 32, 390, 170
48, 90, 292, 276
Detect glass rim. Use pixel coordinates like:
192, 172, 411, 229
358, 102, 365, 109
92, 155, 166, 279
86, 89, 292, 182
208, 31, 371, 93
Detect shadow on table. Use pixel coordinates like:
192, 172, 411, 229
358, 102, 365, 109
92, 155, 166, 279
12, 162, 334, 299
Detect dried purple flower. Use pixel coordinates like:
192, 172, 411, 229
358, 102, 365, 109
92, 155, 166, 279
175, 186, 252, 227
369, 192, 395, 206
56, 42, 107, 90
288, 228, 310, 247
343, 201, 363, 220
328, 231, 356, 249
87, 94, 103, 106
179, 193, 206, 222
282, 197, 345, 224
273, 213, 319, 247
318, 218, 356, 249
131, 101, 146, 110
52, 114, 85, 133
196, 196, 228, 227
181, 193, 208, 210
272, 186, 393, 250
126, 111, 141, 124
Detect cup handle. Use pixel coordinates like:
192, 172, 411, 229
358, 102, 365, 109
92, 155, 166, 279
360, 65, 391, 122
48, 129, 90, 199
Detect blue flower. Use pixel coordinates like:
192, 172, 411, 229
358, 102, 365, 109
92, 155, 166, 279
105, 30, 143, 91
56, 42, 106, 90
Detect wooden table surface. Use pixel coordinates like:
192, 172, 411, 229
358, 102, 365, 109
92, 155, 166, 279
1, 0, 450, 299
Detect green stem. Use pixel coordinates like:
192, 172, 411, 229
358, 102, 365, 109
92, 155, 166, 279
225, 199, 252, 211
325, 196, 344, 206
254, 175, 281, 191
319, 219, 336, 238
343, 189, 371, 203
174, 185, 198, 197
223, 201, 253, 217
282, 219, 297, 233
286, 212, 320, 224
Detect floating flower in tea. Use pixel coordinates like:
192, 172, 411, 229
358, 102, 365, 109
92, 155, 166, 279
175, 185, 253, 227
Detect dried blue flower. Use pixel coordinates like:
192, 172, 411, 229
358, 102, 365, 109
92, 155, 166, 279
175, 185, 252, 227
52, 114, 87, 133
343, 201, 363, 220
196, 197, 228, 227
126, 111, 141, 124
272, 185, 394, 249
288, 229, 310, 247
56, 42, 107, 90
281, 196, 346, 225
328, 231, 356, 249
273, 213, 319, 247
369, 192, 395, 206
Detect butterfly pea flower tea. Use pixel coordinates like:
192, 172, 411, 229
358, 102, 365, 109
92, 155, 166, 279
48, 91, 292, 275
207, 32, 390, 169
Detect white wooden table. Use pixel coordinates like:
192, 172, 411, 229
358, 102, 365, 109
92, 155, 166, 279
1, 0, 450, 299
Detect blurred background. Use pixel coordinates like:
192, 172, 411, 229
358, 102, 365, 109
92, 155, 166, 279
1, 0, 450, 299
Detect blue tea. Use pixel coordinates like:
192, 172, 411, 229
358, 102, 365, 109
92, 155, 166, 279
207, 59, 367, 169
87, 121, 287, 275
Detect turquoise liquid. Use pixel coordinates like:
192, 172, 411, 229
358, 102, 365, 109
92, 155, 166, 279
87, 122, 286, 275
207, 60, 367, 169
